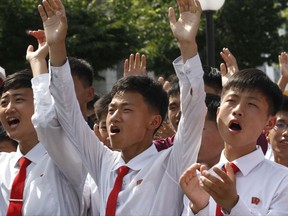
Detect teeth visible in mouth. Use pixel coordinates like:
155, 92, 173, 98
8, 118, 19, 126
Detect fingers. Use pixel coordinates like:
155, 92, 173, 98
42, 0, 55, 17
219, 63, 227, 76
179, 163, 201, 185
128, 53, 135, 71
141, 54, 146, 70
134, 53, 140, 70
38, 5, 48, 22
279, 52, 288, 64
163, 81, 171, 92
124, 53, 147, 77
124, 59, 129, 74
168, 7, 176, 27
189, 0, 201, 13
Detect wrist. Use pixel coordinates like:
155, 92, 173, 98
190, 201, 209, 214
178, 42, 197, 63
223, 195, 239, 214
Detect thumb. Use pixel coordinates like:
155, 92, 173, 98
168, 7, 176, 28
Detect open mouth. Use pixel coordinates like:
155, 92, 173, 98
280, 139, 288, 145
110, 126, 120, 134
229, 121, 242, 131
7, 117, 20, 127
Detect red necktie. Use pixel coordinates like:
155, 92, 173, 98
216, 162, 239, 216
6, 157, 31, 216
106, 166, 129, 216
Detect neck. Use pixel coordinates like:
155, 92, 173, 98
224, 143, 257, 161
18, 134, 39, 155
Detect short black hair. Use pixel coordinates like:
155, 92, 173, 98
94, 92, 112, 124
278, 94, 288, 113
203, 65, 222, 95
110, 75, 168, 132
222, 68, 283, 116
0, 69, 32, 96
167, 75, 180, 97
205, 93, 220, 121
68, 57, 94, 87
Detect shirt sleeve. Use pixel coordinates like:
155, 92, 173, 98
48, 60, 115, 184
31, 73, 87, 187
181, 196, 209, 216
168, 54, 207, 178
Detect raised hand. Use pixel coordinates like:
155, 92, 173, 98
278, 52, 288, 92
124, 53, 147, 77
219, 48, 239, 86
26, 30, 48, 62
169, 0, 202, 62
158, 76, 171, 92
38, 0, 67, 46
38, 0, 67, 66
26, 30, 49, 77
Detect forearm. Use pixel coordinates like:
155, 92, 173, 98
49, 43, 67, 67
29, 59, 48, 77
278, 76, 288, 92
178, 41, 198, 64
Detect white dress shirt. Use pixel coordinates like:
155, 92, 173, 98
183, 147, 288, 216
265, 143, 274, 161
32, 74, 100, 216
32, 54, 207, 215
0, 143, 84, 215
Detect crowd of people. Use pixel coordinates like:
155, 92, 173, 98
0, 0, 288, 215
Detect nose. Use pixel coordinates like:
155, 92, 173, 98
232, 104, 243, 117
4, 102, 16, 114
109, 109, 121, 123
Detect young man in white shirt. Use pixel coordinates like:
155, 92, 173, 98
33, 0, 206, 215
180, 68, 288, 215
0, 68, 86, 215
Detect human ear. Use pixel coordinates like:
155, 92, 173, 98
149, 115, 162, 130
87, 87, 95, 101
264, 116, 276, 131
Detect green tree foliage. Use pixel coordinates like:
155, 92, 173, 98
0, 0, 42, 74
215, 0, 288, 69
0, 0, 288, 77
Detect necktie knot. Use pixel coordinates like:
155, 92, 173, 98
221, 162, 239, 174
229, 162, 239, 174
19, 157, 31, 168
118, 166, 129, 177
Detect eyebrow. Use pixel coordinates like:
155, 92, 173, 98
109, 102, 135, 107
1, 93, 26, 99
227, 93, 261, 101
